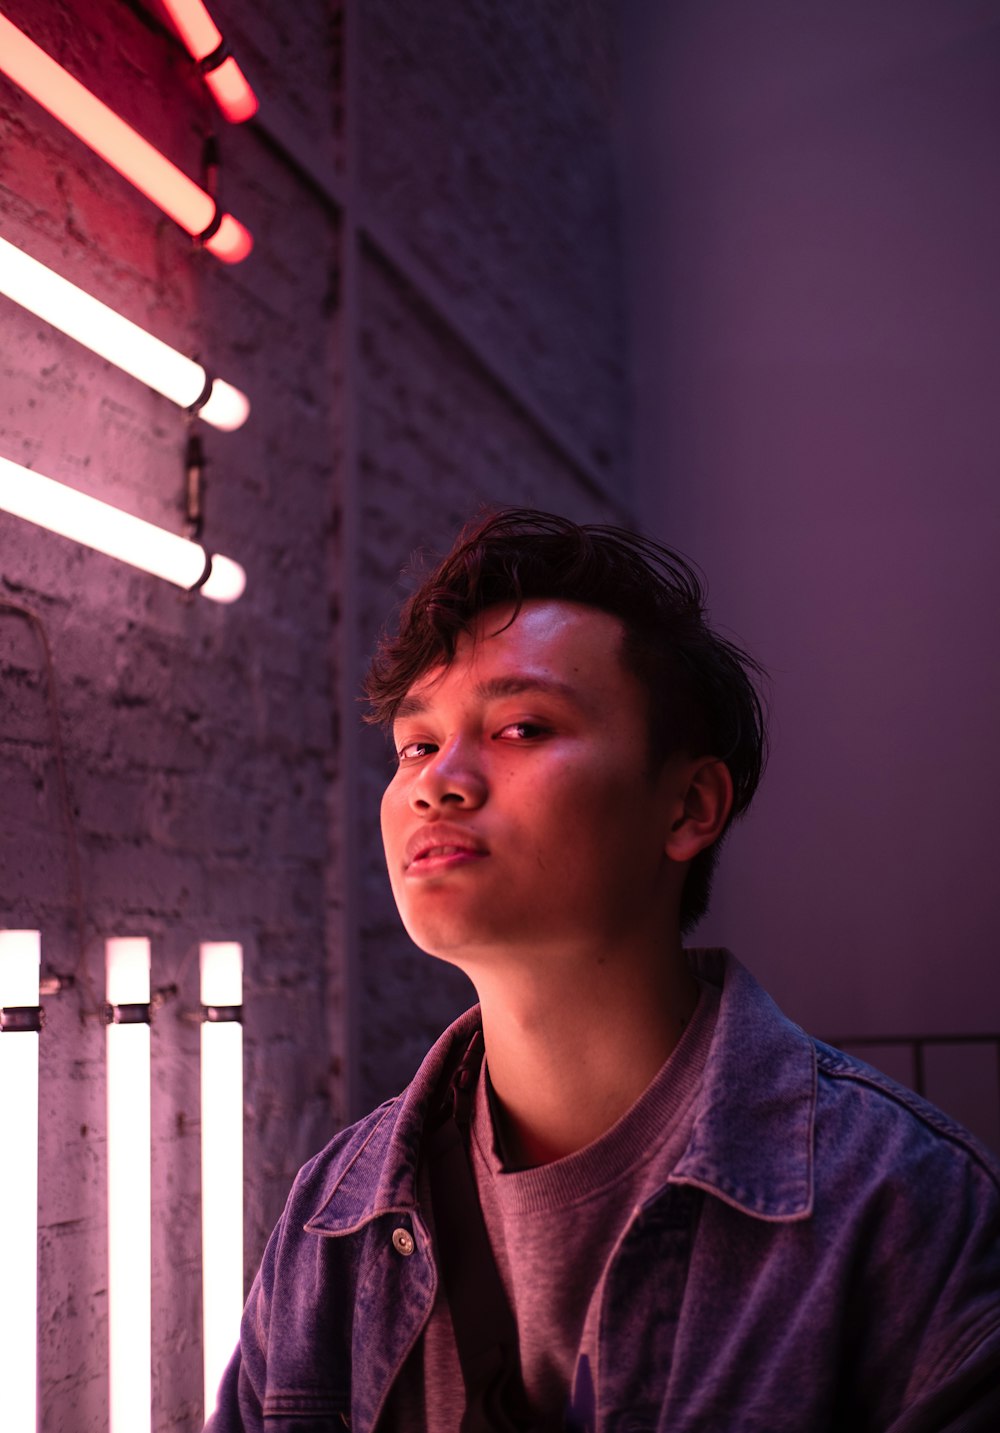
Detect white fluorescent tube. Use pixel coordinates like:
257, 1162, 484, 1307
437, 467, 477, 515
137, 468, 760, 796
106, 938, 152, 1433
0, 930, 41, 1433
0, 453, 246, 603
0, 237, 249, 431
200, 943, 244, 1420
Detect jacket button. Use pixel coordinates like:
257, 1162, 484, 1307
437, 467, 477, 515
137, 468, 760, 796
392, 1227, 415, 1257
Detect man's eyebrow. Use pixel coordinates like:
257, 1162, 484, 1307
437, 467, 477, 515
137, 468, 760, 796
393, 674, 585, 722
393, 691, 432, 721
475, 675, 584, 705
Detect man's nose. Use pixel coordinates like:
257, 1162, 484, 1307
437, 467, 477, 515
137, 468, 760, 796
408, 739, 487, 812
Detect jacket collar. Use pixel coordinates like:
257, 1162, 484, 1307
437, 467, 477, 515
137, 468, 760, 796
305, 951, 816, 1235
671, 949, 817, 1221
303, 1006, 483, 1235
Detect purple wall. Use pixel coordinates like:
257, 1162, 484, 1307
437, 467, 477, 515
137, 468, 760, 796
623, 0, 1000, 1144
0, 2, 628, 1423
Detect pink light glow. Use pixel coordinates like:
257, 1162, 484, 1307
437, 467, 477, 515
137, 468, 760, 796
199, 943, 244, 1419
106, 939, 152, 1433
206, 213, 254, 264
0, 453, 247, 603
161, 0, 222, 57
0, 14, 252, 262
0, 236, 250, 429
205, 59, 259, 125
161, 1, 259, 124
0, 930, 41, 1433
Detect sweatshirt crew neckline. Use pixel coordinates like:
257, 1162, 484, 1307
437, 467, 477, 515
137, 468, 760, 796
471, 977, 720, 1216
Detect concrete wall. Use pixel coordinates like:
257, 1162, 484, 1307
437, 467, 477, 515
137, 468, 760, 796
623, 0, 1000, 1147
0, 1, 627, 1426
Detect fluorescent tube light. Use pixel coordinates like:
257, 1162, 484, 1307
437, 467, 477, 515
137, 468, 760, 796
106, 938, 152, 1433
203, 60, 259, 126
161, 1, 259, 124
200, 943, 244, 1419
0, 237, 249, 431
0, 454, 246, 603
0, 14, 252, 263
0, 930, 41, 1433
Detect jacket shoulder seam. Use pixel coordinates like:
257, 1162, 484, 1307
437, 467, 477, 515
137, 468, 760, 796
813, 1042, 1000, 1186
295, 1096, 402, 1213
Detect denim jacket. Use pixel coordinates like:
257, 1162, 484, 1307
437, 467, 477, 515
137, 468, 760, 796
207, 951, 1000, 1432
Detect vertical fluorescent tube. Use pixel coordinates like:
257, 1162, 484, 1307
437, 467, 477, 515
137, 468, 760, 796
106, 939, 151, 1433
0, 930, 41, 1433
200, 942, 244, 1420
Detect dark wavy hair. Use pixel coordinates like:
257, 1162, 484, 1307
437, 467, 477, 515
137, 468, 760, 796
365, 508, 768, 933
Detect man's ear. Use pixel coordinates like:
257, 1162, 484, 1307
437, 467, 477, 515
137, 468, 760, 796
664, 758, 734, 864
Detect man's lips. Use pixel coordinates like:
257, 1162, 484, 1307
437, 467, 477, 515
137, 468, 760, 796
404, 824, 489, 870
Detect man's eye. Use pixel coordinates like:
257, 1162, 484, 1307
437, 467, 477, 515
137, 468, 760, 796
397, 739, 437, 763
495, 722, 549, 741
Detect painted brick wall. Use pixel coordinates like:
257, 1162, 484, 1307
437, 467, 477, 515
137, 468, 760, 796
0, 0, 628, 1426
1, 1, 338, 1428
358, 0, 627, 485
352, 1, 629, 1111
354, 251, 625, 1106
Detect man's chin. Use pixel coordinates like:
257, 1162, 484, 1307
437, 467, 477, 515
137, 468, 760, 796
403, 923, 512, 968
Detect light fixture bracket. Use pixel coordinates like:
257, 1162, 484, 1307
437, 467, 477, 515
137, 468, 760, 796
104, 1002, 152, 1026
185, 431, 206, 539
198, 40, 231, 76
0, 1005, 44, 1033
202, 1003, 242, 1023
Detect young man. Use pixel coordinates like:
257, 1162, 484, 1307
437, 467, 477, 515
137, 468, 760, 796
210, 509, 1000, 1432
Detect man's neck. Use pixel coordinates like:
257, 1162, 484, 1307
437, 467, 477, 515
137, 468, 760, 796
472, 943, 699, 1169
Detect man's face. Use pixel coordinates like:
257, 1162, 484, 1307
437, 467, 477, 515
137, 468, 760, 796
380, 599, 682, 973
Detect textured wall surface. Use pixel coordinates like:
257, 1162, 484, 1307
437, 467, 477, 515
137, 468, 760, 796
354, 252, 624, 1106
358, 0, 627, 486
0, 1, 628, 1426
0, 1, 338, 1428
350, 1, 629, 1110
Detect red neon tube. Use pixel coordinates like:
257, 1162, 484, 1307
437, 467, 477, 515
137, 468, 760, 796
0, 14, 252, 263
160, 0, 258, 124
